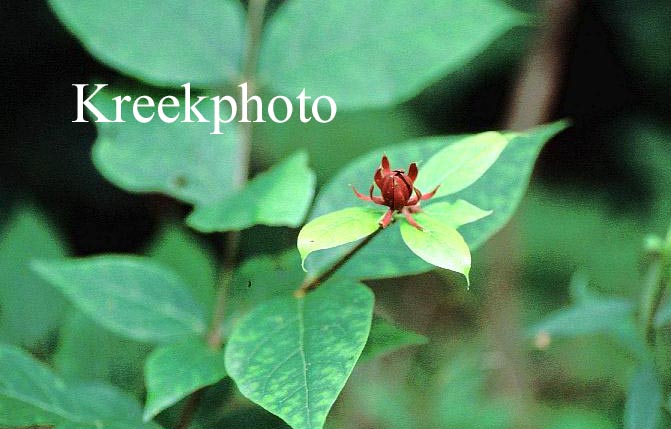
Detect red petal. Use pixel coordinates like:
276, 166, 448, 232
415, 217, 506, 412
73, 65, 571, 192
381, 154, 391, 175
406, 187, 422, 206
402, 207, 424, 231
407, 162, 418, 182
352, 185, 372, 201
374, 167, 384, 189
420, 185, 440, 200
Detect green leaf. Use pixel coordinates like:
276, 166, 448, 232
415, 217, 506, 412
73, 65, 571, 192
91, 87, 242, 205
146, 223, 217, 309
654, 300, 671, 328
422, 200, 493, 228
307, 121, 567, 279
144, 338, 227, 421
225, 280, 374, 429
48, 0, 244, 87
529, 299, 636, 339
32, 256, 207, 343
360, 316, 427, 362
188, 152, 316, 232
259, 0, 525, 109
53, 311, 150, 397
624, 362, 663, 429
400, 213, 471, 283
0, 343, 159, 428
414, 131, 510, 197
297, 206, 382, 271
0, 205, 69, 348
227, 250, 305, 333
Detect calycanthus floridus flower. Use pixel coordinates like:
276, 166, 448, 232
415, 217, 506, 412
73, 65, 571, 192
352, 155, 439, 230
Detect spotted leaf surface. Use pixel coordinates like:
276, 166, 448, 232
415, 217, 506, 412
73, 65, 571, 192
225, 281, 374, 429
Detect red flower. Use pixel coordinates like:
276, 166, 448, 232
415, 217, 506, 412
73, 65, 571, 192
352, 155, 439, 230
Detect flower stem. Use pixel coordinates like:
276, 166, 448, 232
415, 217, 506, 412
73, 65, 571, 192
295, 227, 384, 297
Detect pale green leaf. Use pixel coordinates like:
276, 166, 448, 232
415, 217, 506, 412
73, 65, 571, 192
225, 280, 374, 429
188, 152, 316, 232
0, 205, 68, 348
360, 316, 427, 362
91, 87, 242, 205
297, 207, 382, 271
0, 343, 159, 428
422, 200, 492, 228
414, 131, 510, 197
259, 0, 525, 109
306, 121, 567, 279
144, 338, 227, 421
400, 213, 471, 283
32, 256, 207, 343
48, 0, 244, 87
146, 223, 217, 308
624, 362, 663, 429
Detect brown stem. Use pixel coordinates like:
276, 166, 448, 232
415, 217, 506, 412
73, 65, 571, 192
175, 1, 268, 427
485, 1, 578, 427
175, 389, 205, 429
295, 227, 384, 297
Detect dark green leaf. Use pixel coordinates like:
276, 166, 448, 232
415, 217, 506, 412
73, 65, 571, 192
0, 205, 68, 348
529, 299, 636, 339
144, 338, 227, 421
259, 0, 525, 108
227, 250, 305, 333
32, 256, 207, 343
360, 317, 427, 362
146, 223, 217, 308
0, 342, 159, 428
48, 0, 245, 87
188, 152, 316, 232
53, 311, 150, 396
225, 280, 374, 429
306, 121, 567, 279
91, 87, 242, 205
624, 362, 663, 429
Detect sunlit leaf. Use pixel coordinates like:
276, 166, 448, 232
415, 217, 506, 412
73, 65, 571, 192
297, 206, 382, 271
414, 131, 510, 197
400, 213, 471, 283
307, 121, 567, 279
